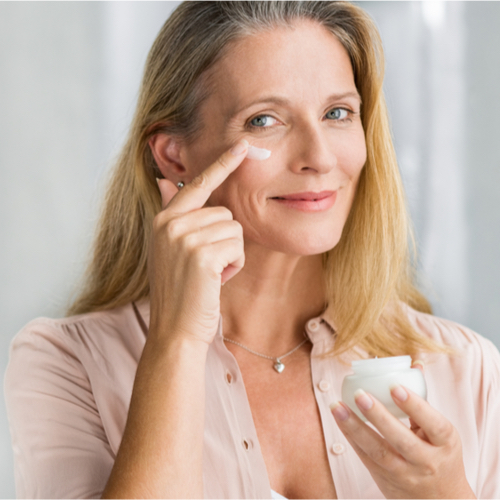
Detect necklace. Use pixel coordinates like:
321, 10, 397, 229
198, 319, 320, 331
222, 335, 309, 373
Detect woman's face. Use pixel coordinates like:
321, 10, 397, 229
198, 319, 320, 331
181, 19, 367, 256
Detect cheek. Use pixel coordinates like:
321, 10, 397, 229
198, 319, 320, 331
209, 157, 276, 207
339, 132, 367, 180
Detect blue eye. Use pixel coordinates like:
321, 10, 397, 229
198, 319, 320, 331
249, 115, 277, 128
326, 108, 350, 121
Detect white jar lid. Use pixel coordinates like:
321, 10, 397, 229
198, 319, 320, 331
351, 355, 412, 375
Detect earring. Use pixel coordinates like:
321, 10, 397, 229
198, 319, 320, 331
177, 181, 185, 189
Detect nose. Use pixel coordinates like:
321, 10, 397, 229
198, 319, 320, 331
288, 122, 337, 175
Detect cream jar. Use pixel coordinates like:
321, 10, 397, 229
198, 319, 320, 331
341, 355, 427, 421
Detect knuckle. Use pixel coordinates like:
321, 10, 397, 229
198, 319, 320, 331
217, 156, 231, 171
452, 429, 463, 448
193, 248, 219, 276
152, 211, 172, 233
401, 474, 421, 490
165, 217, 185, 240
231, 220, 244, 236
218, 206, 234, 220
191, 173, 208, 189
191, 244, 210, 265
421, 462, 438, 477
182, 232, 199, 251
436, 420, 454, 441
370, 445, 390, 463
398, 436, 416, 456
389, 460, 407, 479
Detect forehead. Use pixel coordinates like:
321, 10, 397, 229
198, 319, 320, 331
205, 19, 358, 117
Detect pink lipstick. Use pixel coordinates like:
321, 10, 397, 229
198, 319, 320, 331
270, 191, 337, 212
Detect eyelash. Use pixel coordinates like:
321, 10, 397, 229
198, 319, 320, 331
245, 107, 355, 131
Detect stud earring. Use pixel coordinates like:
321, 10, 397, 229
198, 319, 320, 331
177, 181, 185, 189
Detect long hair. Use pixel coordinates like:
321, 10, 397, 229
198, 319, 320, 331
68, 1, 446, 358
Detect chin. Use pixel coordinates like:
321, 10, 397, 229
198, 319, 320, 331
256, 228, 343, 256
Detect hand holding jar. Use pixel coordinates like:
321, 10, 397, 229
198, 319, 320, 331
331, 358, 476, 499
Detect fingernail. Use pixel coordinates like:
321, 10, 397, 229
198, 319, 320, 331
390, 384, 408, 402
412, 359, 425, 368
354, 389, 373, 410
230, 139, 249, 156
330, 401, 349, 421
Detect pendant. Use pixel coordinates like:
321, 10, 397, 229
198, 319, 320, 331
273, 360, 285, 373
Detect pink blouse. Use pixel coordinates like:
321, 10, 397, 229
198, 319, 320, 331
4, 300, 500, 498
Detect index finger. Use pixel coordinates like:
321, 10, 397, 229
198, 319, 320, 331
166, 139, 249, 213
390, 385, 455, 447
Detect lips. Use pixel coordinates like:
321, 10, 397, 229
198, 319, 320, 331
270, 191, 337, 212
272, 191, 335, 201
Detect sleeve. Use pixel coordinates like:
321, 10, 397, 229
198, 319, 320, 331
3, 320, 115, 499
407, 308, 500, 498
473, 334, 500, 499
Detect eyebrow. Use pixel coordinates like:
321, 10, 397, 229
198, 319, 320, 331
227, 91, 362, 119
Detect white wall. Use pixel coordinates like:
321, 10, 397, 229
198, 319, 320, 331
0, 3, 180, 496
361, 1, 500, 338
1, 2, 499, 497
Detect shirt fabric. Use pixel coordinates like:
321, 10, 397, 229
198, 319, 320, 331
4, 300, 500, 498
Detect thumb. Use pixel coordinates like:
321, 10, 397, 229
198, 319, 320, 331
156, 178, 179, 210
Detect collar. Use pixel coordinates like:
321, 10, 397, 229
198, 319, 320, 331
304, 313, 336, 345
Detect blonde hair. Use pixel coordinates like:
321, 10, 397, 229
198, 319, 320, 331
69, 1, 446, 358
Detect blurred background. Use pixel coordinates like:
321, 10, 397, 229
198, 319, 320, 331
1, 1, 499, 497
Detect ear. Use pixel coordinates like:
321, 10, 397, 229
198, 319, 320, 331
148, 133, 186, 182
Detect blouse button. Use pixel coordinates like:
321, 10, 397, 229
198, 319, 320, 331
331, 443, 345, 455
225, 371, 233, 384
318, 380, 331, 392
307, 319, 320, 332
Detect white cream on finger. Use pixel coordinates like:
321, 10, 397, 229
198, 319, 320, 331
246, 145, 271, 160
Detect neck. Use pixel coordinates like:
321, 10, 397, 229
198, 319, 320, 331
220, 241, 326, 354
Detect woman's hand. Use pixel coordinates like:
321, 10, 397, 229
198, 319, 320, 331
149, 139, 248, 345
103, 142, 249, 498
331, 380, 476, 499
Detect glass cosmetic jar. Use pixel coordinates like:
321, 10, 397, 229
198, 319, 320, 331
341, 355, 427, 420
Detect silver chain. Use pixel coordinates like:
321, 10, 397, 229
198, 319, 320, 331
222, 336, 309, 362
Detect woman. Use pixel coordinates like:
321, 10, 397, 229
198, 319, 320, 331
5, 1, 499, 498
